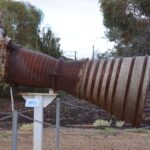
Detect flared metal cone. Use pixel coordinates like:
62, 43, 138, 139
79, 56, 150, 126
2, 42, 150, 126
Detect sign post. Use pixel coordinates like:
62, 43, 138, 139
21, 92, 57, 150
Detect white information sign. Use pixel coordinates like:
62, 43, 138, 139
25, 99, 41, 107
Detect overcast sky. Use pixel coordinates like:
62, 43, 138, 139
18, 0, 114, 59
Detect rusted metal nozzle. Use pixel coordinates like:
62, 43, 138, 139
1, 41, 150, 127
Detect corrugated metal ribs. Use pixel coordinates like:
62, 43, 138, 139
79, 56, 150, 126
2, 41, 150, 126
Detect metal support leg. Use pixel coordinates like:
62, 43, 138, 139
55, 98, 60, 150
12, 110, 18, 150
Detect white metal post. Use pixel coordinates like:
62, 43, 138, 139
21, 92, 57, 150
33, 96, 43, 150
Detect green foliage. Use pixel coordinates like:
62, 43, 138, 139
39, 28, 62, 58
0, 0, 62, 57
100, 0, 150, 56
93, 119, 111, 127
125, 128, 149, 133
97, 50, 114, 59
0, 131, 10, 139
19, 123, 33, 131
0, 0, 43, 49
0, 0, 62, 97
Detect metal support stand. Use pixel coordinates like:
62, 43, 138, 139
33, 95, 43, 150
21, 92, 57, 150
55, 98, 60, 150
12, 110, 18, 150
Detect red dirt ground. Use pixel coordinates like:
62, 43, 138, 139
0, 128, 150, 150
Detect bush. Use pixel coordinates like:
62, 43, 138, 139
93, 119, 111, 127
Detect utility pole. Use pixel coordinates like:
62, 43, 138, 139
92, 45, 94, 59
74, 51, 77, 60
92, 37, 104, 59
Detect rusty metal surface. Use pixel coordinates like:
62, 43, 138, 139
0, 39, 150, 126
5, 42, 87, 97
79, 56, 150, 126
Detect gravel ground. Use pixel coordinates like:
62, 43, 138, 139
0, 127, 150, 150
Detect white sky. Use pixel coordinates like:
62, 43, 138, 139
17, 0, 114, 59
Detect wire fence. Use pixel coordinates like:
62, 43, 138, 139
0, 99, 150, 150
